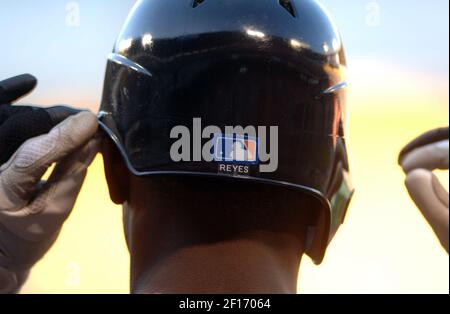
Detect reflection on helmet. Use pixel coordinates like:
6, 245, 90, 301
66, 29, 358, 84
99, 0, 354, 264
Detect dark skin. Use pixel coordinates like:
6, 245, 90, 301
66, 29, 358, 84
102, 140, 316, 294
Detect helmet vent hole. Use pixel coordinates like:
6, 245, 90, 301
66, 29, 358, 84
279, 0, 296, 17
192, 0, 205, 8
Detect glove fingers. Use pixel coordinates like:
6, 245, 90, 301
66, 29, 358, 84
0, 105, 86, 164
0, 136, 100, 242
45, 134, 101, 188
0, 104, 36, 125
45, 106, 84, 125
401, 140, 449, 173
0, 74, 37, 104
0, 111, 98, 211
16, 105, 83, 126
0, 108, 54, 165
399, 127, 449, 163
405, 169, 449, 252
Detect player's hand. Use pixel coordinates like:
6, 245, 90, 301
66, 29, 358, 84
399, 127, 449, 253
0, 74, 100, 293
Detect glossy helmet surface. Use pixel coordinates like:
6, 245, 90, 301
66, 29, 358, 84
99, 0, 354, 263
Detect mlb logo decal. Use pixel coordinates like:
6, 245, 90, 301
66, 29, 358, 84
212, 134, 259, 164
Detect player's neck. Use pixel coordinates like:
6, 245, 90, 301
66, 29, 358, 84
130, 233, 304, 294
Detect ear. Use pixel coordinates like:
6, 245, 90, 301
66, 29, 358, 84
102, 138, 129, 204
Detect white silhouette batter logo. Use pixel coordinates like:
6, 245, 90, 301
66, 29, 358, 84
229, 141, 255, 162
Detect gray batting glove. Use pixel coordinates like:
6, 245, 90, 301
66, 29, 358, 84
399, 127, 449, 253
0, 74, 100, 293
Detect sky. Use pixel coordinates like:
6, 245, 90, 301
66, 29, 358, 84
0, 1, 448, 294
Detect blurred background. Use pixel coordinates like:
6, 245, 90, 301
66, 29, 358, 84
0, 0, 448, 293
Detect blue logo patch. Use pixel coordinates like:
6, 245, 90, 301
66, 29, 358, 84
212, 134, 259, 164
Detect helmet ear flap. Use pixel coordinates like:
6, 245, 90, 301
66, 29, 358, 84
305, 198, 330, 264
102, 137, 130, 205
305, 138, 354, 263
